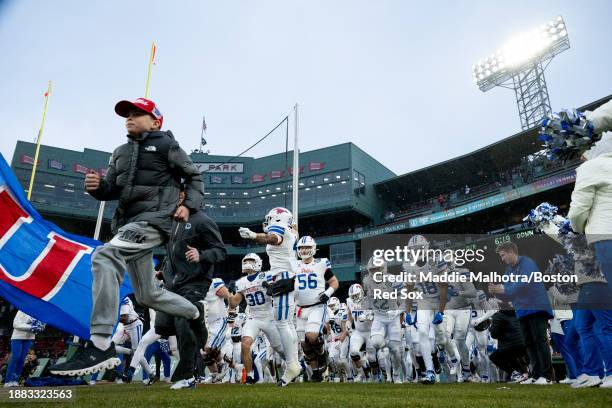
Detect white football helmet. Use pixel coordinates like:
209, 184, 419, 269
348, 283, 364, 303
241, 253, 262, 275
263, 207, 293, 232
366, 256, 387, 275
328, 296, 340, 313
297, 235, 317, 259
407, 234, 429, 252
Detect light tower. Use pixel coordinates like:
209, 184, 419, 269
473, 16, 570, 130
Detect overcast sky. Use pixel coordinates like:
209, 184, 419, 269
1, 0, 610, 175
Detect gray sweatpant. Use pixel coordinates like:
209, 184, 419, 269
90, 221, 199, 336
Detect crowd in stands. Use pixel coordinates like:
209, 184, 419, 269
382, 155, 579, 224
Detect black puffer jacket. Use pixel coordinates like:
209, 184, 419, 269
89, 130, 204, 235
489, 309, 525, 351
163, 212, 227, 291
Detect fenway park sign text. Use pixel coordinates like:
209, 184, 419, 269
194, 162, 244, 173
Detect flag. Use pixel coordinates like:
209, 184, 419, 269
0, 154, 133, 338
252, 174, 265, 183
308, 162, 325, 171
288, 166, 304, 176
201, 116, 207, 147
73, 164, 89, 174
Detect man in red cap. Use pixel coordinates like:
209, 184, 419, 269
51, 98, 206, 377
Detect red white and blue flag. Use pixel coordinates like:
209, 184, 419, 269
0, 154, 133, 338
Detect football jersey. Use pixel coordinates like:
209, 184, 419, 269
265, 224, 298, 277
295, 258, 332, 306
205, 278, 227, 322
362, 273, 405, 315
328, 304, 348, 340
446, 267, 475, 309
346, 298, 373, 332
402, 258, 447, 303
234, 272, 273, 318
119, 297, 140, 323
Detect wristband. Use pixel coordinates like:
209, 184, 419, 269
324, 287, 335, 297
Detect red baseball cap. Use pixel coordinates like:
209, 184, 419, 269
115, 98, 163, 129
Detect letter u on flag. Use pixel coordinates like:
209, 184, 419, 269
0, 154, 133, 338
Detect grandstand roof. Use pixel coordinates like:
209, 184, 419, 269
375, 94, 612, 202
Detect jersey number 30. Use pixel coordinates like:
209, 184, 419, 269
245, 291, 265, 306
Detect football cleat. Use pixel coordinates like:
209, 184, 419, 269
170, 377, 196, 390
421, 370, 436, 385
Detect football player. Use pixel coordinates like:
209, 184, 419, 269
229, 253, 284, 384
445, 262, 477, 381
402, 235, 449, 385
201, 277, 230, 381
238, 207, 302, 386
294, 236, 338, 381
363, 257, 406, 384
346, 283, 376, 382
326, 297, 350, 382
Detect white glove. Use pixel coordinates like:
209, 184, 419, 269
239, 227, 257, 240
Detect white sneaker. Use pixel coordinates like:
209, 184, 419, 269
571, 374, 602, 388
520, 377, 536, 385
170, 377, 196, 390
89, 380, 97, 386
3, 382, 18, 388
533, 377, 552, 385
600, 376, 612, 388
559, 377, 575, 384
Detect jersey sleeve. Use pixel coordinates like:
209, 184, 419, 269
212, 278, 225, 294
266, 225, 286, 238
323, 258, 334, 280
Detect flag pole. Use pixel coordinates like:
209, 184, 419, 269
27, 81, 52, 201
144, 42, 156, 99
292, 103, 299, 227
95, 42, 156, 240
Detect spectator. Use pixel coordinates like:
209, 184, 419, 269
568, 131, 612, 291
489, 242, 554, 385
464, 185, 470, 195
3, 311, 44, 387
20, 350, 38, 383
548, 288, 579, 384
489, 308, 529, 383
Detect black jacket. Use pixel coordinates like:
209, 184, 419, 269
490, 309, 525, 351
89, 130, 205, 235
163, 211, 227, 291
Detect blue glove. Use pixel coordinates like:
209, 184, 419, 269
30, 319, 46, 334
404, 314, 415, 326
487, 344, 496, 354
432, 312, 444, 325
447, 286, 458, 297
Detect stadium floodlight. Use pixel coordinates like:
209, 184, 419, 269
473, 16, 570, 130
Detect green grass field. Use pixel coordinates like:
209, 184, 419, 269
1, 382, 610, 408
